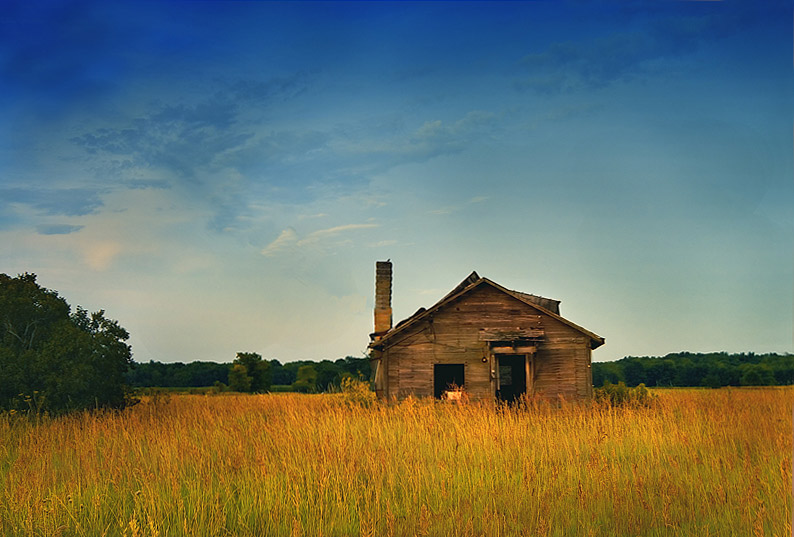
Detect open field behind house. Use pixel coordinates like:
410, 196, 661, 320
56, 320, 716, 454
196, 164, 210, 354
1, 388, 790, 537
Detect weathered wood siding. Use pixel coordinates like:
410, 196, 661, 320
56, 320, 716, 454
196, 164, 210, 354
532, 311, 593, 399
381, 284, 593, 400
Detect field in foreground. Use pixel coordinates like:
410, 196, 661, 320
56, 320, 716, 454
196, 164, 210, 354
1, 389, 790, 536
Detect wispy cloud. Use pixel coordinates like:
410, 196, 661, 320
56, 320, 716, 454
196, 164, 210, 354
65, 83, 498, 237
72, 99, 253, 179
428, 195, 490, 216
36, 224, 85, 235
321, 111, 501, 189
515, 10, 748, 93
518, 32, 651, 92
72, 73, 313, 179
368, 239, 397, 248
400, 111, 497, 161
261, 227, 298, 257
65, 73, 321, 233
296, 223, 379, 246
261, 223, 379, 257
0, 188, 104, 228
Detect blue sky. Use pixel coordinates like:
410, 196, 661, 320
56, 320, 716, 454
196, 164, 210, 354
1, 0, 792, 364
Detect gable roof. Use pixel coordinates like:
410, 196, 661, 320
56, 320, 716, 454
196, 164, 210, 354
372, 272, 604, 350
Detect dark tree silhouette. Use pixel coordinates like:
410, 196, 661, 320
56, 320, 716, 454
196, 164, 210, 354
0, 273, 132, 413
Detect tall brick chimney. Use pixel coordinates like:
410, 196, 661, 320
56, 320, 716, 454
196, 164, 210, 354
373, 260, 392, 338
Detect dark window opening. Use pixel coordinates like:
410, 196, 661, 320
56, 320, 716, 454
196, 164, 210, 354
434, 364, 464, 398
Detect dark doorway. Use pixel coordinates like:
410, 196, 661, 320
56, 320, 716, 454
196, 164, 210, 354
497, 355, 527, 402
434, 364, 464, 398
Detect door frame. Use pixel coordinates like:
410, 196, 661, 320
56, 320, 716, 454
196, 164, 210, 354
490, 346, 535, 400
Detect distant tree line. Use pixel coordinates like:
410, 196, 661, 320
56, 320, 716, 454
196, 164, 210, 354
125, 355, 372, 393
593, 352, 794, 388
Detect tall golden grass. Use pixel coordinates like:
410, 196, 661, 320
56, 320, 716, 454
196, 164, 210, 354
0, 388, 790, 536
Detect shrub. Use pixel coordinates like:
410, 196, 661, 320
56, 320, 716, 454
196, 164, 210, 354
292, 365, 318, 393
594, 381, 655, 407
340, 375, 377, 407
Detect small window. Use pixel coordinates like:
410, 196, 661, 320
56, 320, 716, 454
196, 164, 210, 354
434, 364, 464, 398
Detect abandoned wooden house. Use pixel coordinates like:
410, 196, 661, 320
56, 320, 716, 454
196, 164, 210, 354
368, 261, 604, 401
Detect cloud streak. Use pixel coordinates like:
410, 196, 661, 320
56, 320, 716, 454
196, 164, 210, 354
428, 195, 489, 216
0, 188, 104, 226
297, 224, 380, 246
261, 228, 298, 257
262, 223, 379, 257
36, 224, 85, 235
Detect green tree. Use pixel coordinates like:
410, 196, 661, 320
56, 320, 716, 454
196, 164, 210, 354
592, 361, 623, 387
315, 360, 341, 391
701, 372, 722, 389
292, 365, 318, 393
228, 363, 252, 392
231, 352, 271, 392
336, 356, 372, 382
623, 359, 646, 387
0, 273, 132, 413
740, 364, 775, 386
269, 359, 294, 385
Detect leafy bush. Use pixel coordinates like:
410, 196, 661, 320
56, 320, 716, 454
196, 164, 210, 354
340, 376, 377, 406
594, 381, 655, 407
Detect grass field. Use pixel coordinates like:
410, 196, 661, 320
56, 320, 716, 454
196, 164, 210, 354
0, 388, 790, 536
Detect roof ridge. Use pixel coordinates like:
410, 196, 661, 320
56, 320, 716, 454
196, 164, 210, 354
435, 271, 480, 304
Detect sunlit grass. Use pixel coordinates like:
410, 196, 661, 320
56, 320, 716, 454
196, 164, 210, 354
0, 388, 790, 536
